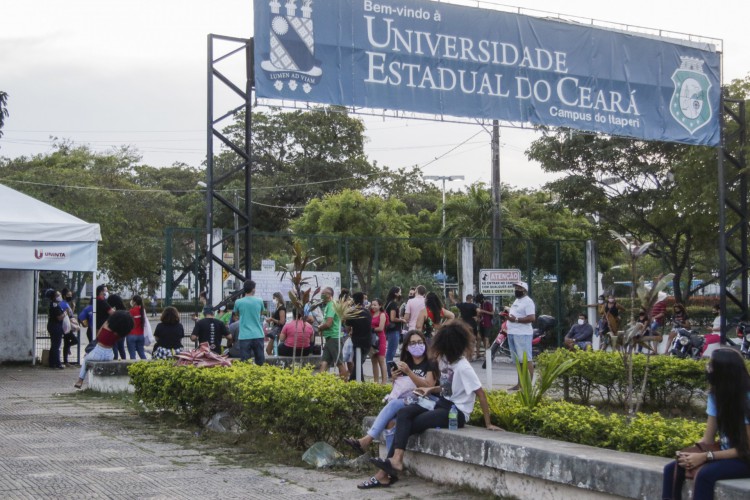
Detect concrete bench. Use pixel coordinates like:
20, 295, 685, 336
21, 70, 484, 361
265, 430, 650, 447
364, 418, 750, 499
86, 360, 137, 393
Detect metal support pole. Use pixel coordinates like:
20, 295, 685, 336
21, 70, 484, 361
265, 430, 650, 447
491, 120, 501, 268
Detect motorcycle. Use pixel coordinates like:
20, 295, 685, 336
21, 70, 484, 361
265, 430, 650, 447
737, 322, 750, 359
668, 327, 705, 360
482, 314, 557, 368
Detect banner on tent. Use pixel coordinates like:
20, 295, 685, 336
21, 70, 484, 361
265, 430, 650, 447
0, 241, 98, 271
254, 0, 721, 146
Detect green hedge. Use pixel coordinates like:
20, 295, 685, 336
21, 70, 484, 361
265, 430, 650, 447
130, 360, 711, 458
535, 349, 713, 409
469, 391, 705, 457
128, 362, 389, 449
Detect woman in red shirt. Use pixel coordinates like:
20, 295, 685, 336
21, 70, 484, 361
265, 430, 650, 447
127, 295, 147, 359
75, 310, 134, 389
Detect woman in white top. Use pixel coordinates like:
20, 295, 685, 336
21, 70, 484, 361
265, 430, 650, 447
361, 320, 501, 488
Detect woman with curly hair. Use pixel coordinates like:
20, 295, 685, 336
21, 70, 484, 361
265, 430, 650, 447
662, 348, 750, 499
359, 320, 500, 489
415, 291, 454, 339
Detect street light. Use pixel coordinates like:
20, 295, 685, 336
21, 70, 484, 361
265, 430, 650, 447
424, 175, 465, 298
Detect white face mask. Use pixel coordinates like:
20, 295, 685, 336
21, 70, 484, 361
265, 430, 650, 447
577, 319, 585, 325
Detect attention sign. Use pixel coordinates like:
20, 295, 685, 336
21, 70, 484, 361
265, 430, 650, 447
479, 269, 522, 296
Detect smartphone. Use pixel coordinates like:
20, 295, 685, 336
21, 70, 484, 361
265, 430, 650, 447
387, 361, 398, 373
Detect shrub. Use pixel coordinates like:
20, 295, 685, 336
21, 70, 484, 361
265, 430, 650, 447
128, 362, 389, 449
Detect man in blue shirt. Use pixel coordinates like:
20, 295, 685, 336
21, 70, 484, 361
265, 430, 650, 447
234, 280, 266, 365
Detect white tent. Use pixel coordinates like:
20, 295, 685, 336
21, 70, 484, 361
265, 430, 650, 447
0, 183, 101, 362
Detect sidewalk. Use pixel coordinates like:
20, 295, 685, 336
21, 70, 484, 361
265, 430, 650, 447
0, 365, 504, 499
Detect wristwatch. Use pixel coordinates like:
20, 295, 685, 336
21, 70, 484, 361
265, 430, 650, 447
706, 450, 715, 461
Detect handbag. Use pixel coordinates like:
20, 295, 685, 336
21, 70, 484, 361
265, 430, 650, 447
677, 441, 721, 479
371, 332, 380, 350
62, 314, 72, 334
143, 316, 155, 346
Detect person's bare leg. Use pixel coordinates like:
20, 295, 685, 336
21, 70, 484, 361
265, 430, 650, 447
371, 356, 380, 384
389, 449, 405, 470
318, 361, 329, 374
377, 356, 387, 384
337, 362, 349, 381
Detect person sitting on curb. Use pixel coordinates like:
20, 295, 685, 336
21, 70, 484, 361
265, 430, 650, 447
74, 310, 135, 389
358, 320, 501, 489
563, 313, 594, 351
343, 330, 438, 458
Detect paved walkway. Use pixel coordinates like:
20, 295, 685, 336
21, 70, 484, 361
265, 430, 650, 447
0, 365, 507, 499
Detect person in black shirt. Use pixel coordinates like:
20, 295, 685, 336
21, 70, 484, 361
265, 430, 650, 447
152, 306, 185, 360
346, 292, 372, 382
191, 306, 231, 354
94, 284, 113, 332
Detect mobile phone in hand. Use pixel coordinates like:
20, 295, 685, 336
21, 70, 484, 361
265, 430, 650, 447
387, 361, 398, 373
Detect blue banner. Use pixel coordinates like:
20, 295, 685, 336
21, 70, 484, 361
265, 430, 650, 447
254, 0, 721, 146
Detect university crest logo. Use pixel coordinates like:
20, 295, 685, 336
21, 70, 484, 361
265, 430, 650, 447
260, 0, 322, 94
670, 57, 712, 134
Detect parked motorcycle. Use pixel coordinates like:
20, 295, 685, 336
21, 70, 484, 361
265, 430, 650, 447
483, 314, 557, 368
737, 322, 750, 359
668, 327, 705, 360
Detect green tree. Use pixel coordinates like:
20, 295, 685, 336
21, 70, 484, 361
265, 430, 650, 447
291, 189, 420, 293
214, 107, 377, 231
0, 144, 201, 290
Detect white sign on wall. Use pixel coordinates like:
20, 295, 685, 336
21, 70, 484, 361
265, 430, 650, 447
479, 269, 522, 296
250, 270, 341, 303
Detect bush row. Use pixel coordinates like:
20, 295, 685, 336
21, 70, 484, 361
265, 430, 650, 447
128, 361, 390, 449
130, 360, 711, 458
535, 349, 714, 409
469, 391, 705, 458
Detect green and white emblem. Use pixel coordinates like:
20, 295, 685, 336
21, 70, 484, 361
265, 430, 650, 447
670, 57, 712, 134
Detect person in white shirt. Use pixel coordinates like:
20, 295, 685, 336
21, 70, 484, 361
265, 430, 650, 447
403, 285, 426, 332
507, 281, 536, 391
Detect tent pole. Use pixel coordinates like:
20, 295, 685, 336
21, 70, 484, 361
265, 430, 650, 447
32, 271, 39, 365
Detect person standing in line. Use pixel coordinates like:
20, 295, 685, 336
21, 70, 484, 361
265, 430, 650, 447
384, 287, 404, 364
346, 292, 373, 382
94, 284, 113, 333
399, 288, 415, 322
150, 292, 158, 317
370, 298, 388, 384
234, 280, 266, 365
127, 295, 148, 359
317, 286, 348, 379
46, 289, 65, 369
403, 285, 426, 332
78, 300, 94, 344
59, 288, 80, 366
217, 305, 232, 325
191, 305, 231, 354
476, 293, 494, 354
449, 292, 480, 357
506, 281, 536, 391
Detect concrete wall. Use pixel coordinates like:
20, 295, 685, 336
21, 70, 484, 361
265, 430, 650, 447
0, 270, 35, 362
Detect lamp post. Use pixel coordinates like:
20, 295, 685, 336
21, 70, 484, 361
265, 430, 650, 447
424, 175, 465, 298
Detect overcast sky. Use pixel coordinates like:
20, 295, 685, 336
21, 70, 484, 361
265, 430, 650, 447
2, 0, 748, 192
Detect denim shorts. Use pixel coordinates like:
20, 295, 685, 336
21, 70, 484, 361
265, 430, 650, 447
508, 334, 533, 364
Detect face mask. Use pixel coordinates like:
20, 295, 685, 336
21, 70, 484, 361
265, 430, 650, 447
407, 344, 426, 357
103, 292, 109, 299
598, 299, 604, 304
577, 319, 584, 325
514, 290, 524, 298
54, 296, 62, 303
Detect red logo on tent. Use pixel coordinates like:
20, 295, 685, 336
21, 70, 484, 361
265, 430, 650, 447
35, 249, 44, 260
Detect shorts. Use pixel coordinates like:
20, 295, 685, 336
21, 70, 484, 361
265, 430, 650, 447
479, 325, 492, 340
508, 334, 533, 364
322, 336, 344, 365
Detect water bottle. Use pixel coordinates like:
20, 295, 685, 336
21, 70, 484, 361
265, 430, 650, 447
448, 404, 458, 431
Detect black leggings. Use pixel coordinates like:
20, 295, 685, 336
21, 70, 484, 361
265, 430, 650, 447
277, 344, 311, 357
388, 402, 466, 457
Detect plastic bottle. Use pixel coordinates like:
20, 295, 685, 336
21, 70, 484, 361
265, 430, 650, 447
448, 404, 458, 431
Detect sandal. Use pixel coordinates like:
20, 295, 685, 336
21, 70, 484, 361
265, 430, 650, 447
369, 457, 401, 479
73, 383, 82, 389
343, 437, 365, 455
357, 476, 391, 489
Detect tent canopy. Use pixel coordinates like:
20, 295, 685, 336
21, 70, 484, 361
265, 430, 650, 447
0, 184, 101, 272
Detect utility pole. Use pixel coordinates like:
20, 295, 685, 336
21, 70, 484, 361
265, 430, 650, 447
491, 120, 501, 269
424, 175, 465, 298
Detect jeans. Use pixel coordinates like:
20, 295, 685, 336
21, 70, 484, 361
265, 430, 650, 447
385, 330, 400, 364
79, 344, 115, 380
662, 458, 750, 500
349, 340, 370, 382
239, 338, 265, 365
127, 334, 147, 359
389, 402, 465, 457
367, 399, 405, 450
112, 337, 126, 360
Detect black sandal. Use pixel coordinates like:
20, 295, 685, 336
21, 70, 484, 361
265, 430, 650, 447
357, 476, 391, 489
343, 437, 365, 455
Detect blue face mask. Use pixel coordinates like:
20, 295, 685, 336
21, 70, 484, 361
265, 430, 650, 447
407, 344, 426, 357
